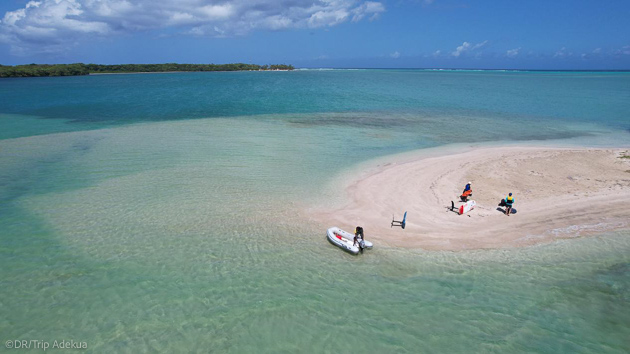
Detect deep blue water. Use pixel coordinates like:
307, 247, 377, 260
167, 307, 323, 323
2, 70, 629, 129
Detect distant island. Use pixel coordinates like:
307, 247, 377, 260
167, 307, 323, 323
0, 63, 295, 78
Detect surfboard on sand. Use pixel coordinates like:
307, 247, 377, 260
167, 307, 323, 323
459, 200, 476, 215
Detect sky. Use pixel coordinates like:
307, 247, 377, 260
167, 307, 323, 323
0, 0, 629, 69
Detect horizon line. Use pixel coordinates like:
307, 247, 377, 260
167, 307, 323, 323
3, 63, 630, 72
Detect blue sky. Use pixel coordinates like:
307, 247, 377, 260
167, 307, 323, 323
0, 0, 629, 69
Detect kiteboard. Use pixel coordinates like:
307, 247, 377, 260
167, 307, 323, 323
459, 200, 476, 215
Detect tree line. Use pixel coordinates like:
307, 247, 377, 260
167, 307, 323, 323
0, 63, 295, 78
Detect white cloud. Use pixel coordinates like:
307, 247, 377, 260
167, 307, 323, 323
390, 50, 400, 59
308, 9, 349, 28
617, 45, 630, 55
423, 49, 440, 58
451, 40, 487, 57
506, 47, 520, 58
580, 47, 604, 60
553, 47, 573, 58
472, 41, 487, 50
352, 1, 385, 22
0, 0, 386, 54
451, 42, 470, 57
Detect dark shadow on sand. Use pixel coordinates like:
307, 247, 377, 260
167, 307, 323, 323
496, 207, 517, 215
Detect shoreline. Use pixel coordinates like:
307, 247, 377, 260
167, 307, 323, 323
0, 63, 295, 79
88, 70, 292, 75
310, 145, 630, 251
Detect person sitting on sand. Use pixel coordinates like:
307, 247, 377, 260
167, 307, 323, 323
504, 193, 515, 216
461, 181, 472, 202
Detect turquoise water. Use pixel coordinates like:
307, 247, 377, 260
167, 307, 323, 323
1, 70, 629, 352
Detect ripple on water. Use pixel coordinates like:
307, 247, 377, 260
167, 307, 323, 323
1, 116, 629, 352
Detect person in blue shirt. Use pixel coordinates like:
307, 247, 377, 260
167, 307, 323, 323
504, 193, 515, 216
460, 181, 472, 201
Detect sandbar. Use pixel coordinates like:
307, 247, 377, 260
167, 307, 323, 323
312, 146, 630, 250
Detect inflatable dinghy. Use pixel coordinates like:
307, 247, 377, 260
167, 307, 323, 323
326, 227, 373, 255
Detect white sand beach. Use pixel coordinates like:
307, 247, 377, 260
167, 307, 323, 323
313, 147, 630, 250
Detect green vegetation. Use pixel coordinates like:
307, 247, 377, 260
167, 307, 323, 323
619, 151, 630, 159
0, 63, 295, 78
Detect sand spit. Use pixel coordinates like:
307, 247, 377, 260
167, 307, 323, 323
313, 147, 630, 250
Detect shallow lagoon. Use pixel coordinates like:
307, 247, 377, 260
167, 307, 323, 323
1, 70, 629, 352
